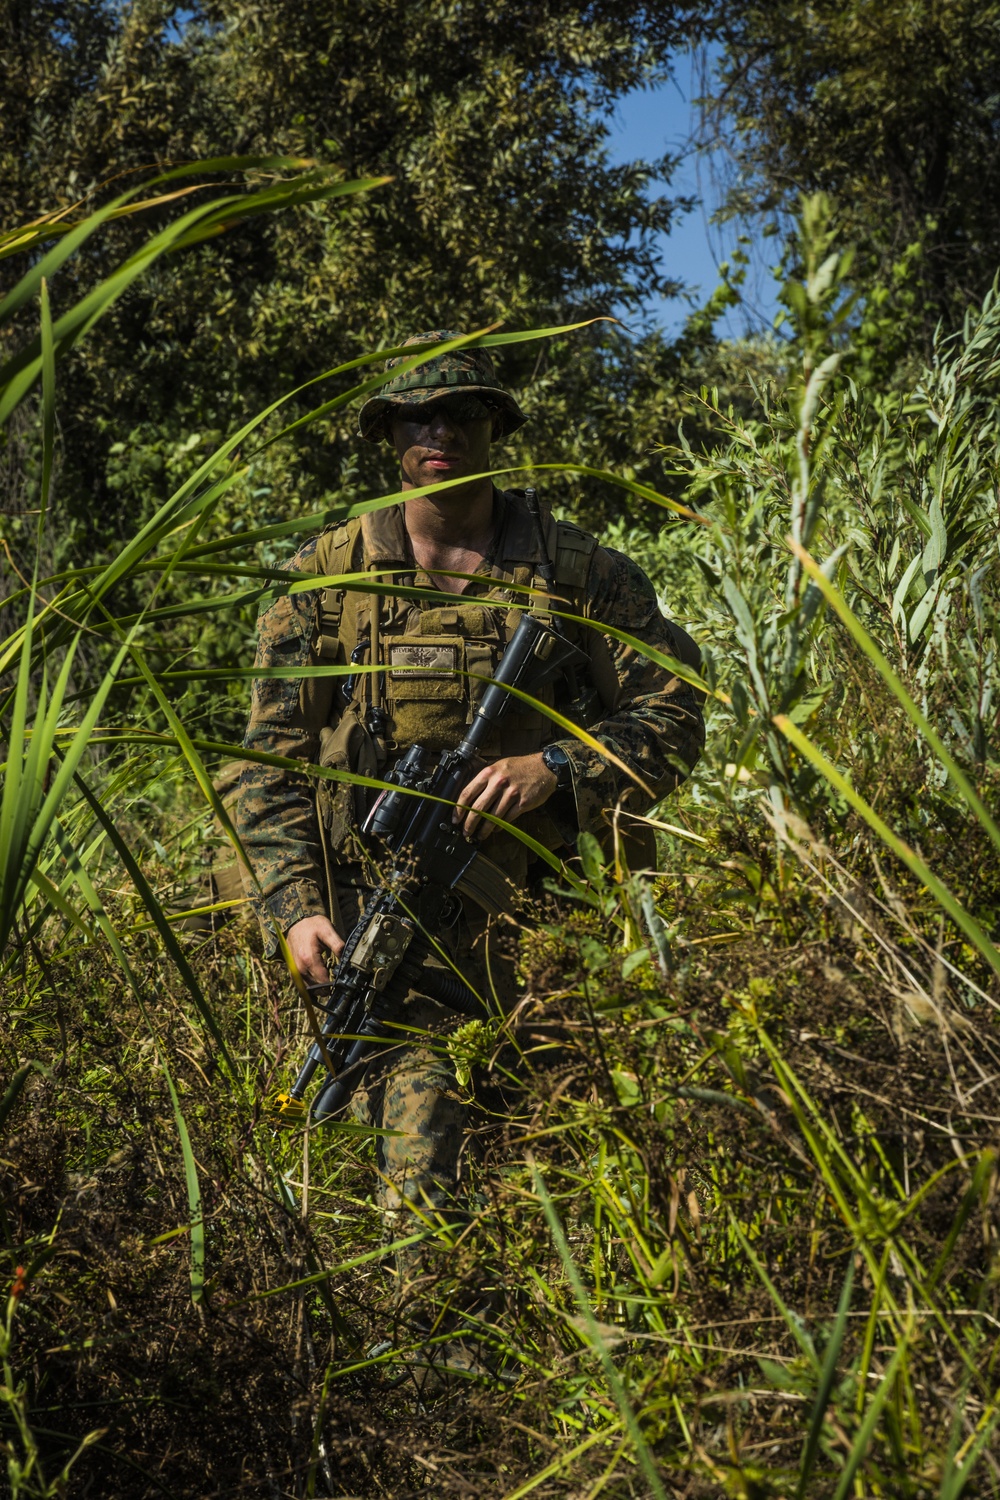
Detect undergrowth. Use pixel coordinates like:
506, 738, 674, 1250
3, 183, 1000, 1496
2, 794, 998, 1496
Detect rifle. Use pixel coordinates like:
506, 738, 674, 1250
269, 598, 588, 1126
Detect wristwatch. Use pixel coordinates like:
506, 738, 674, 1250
541, 743, 574, 793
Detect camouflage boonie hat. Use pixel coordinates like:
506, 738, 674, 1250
358, 330, 527, 443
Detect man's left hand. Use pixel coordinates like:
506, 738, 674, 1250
453, 752, 559, 840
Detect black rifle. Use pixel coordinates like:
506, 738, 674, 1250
270, 602, 588, 1126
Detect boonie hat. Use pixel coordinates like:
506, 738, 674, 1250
358, 330, 527, 443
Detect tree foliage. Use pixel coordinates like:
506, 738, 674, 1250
0, 0, 711, 552
713, 0, 1000, 352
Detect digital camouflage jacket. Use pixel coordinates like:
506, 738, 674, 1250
237, 489, 705, 943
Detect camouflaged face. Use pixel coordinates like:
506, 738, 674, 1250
357, 330, 527, 442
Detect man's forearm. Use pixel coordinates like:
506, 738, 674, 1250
237, 736, 328, 944
553, 682, 705, 834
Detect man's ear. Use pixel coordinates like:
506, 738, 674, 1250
491, 412, 504, 442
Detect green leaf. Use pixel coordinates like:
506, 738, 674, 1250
622, 947, 651, 979
577, 832, 605, 885
891, 552, 923, 625
921, 494, 948, 577
162, 1066, 205, 1306
758, 1356, 810, 1394
787, 683, 833, 725
797, 1257, 855, 1498
722, 576, 757, 650
611, 1069, 641, 1106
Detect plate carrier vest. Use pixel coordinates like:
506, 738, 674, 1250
299, 492, 622, 881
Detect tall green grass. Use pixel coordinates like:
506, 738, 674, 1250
1, 181, 999, 1496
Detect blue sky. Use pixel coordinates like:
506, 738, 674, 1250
604, 51, 781, 339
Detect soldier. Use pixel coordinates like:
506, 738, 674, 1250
236, 332, 704, 1327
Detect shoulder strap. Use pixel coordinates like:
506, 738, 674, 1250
314, 518, 364, 662
551, 519, 619, 714
552, 519, 598, 602
496, 495, 618, 716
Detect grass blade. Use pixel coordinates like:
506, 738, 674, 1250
729, 1214, 818, 1365
0, 1064, 38, 1134
832, 1337, 908, 1500
940, 1400, 1000, 1499
70, 768, 234, 1068
788, 538, 1000, 859
796, 1256, 855, 1497
162, 1064, 205, 1306
0, 156, 319, 321
774, 715, 1000, 977
926, 1148, 997, 1293
0, 169, 387, 423
531, 1163, 669, 1500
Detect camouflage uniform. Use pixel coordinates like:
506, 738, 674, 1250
237, 337, 705, 1278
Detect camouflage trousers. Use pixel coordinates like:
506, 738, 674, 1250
332, 872, 517, 1290
350, 994, 469, 1289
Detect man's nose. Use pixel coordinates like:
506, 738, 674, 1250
427, 408, 458, 441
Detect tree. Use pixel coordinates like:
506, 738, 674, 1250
0, 0, 709, 554
711, 0, 1000, 355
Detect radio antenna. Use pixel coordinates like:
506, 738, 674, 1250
526, 486, 557, 600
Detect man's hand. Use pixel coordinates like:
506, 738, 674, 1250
286, 914, 344, 986
453, 752, 558, 840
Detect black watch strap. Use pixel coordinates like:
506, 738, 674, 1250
541, 744, 573, 793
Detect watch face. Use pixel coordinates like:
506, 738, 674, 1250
544, 745, 571, 789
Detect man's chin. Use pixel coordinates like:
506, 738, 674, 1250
422, 463, 468, 482
418, 469, 477, 492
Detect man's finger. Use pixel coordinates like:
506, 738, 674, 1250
461, 781, 508, 837
323, 921, 345, 958
291, 941, 328, 986
466, 780, 501, 823
453, 769, 489, 819
308, 927, 339, 981
474, 788, 517, 840
455, 779, 494, 827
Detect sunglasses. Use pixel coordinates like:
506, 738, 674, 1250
392, 395, 497, 425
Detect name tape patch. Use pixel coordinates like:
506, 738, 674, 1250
389, 643, 459, 678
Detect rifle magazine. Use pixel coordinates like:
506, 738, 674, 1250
454, 851, 519, 917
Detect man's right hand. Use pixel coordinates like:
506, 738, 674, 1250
286, 914, 344, 986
